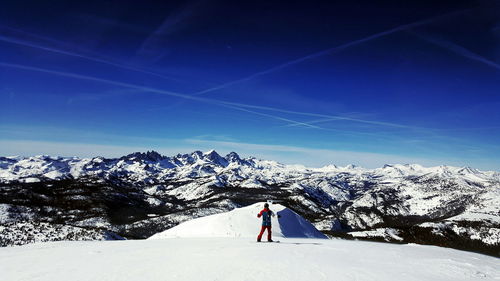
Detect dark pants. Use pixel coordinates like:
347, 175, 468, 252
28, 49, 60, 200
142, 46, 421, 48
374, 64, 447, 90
257, 225, 272, 241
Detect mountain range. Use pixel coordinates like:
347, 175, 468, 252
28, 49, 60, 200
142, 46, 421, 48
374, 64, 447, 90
0, 150, 498, 256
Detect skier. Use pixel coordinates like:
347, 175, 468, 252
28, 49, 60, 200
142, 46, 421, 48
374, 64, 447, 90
257, 202, 275, 242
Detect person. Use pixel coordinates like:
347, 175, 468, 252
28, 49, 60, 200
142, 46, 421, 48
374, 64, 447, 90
257, 202, 275, 242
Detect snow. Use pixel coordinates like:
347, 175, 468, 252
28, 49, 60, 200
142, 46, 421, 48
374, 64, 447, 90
0, 238, 498, 281
0, 221, 121, 246
146, 197, 163, 206
0, 194, 498, 280
43, 170, 63, 179
1, 152, 498, 194
1, 150, 499, 250
0, 204, 10, 223
73, 217, 111, 228
419, 222, 500, 245
22, 177, 41, 183
149, 203, 327, 239
448, 213, 500, 224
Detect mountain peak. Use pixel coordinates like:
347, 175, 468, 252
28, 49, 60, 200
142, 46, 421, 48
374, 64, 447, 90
225, 151, 241, 162
203, 150, 228, 167
192, 150, 203, 156
458, 166, 479, 175
123, 150, 165, 162
204, 149, 217, 155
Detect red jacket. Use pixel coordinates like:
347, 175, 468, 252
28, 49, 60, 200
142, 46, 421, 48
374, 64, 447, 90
257, 208, 273, 226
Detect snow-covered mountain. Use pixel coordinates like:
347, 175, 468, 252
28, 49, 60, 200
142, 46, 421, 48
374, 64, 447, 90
0, 150, 499, 256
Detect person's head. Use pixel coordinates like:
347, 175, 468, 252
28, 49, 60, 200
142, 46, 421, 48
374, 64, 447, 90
264, 203, 269, 209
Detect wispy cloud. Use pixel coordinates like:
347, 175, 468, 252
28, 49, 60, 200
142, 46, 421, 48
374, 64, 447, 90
0, 10, 470, 133
185, 138, 490, 169
191, 8, 470, 97
5, 60, 488, 143
0, 61, 195, 99
73, 13, 151, 34
66, 89, 145, 104
0, 125, 180, 146
0, 61, 418, 132
410, 31, 500, 71
219, 102, 417, 129
0, 10, 475, 135
221, 104, 321, 129
282, 117, 346, 128
167, 9, 471, 131
136, 0, 207, 62
0, 25, 180, 82
0, 61, 311, 130
0, 140, 151, 158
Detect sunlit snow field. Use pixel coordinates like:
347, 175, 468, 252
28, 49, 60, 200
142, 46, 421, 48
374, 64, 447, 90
1, 238, 499, 281
2, 202, 499, 281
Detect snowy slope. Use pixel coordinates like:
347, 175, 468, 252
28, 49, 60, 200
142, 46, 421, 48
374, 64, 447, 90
0, 238, 498, 281
149, 202, 326, 239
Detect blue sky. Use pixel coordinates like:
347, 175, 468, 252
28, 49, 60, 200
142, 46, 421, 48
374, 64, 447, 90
1, 0, 499, 170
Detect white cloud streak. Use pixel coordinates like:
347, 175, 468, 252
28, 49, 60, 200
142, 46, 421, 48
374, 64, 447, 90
0, 28, 180, 82
136, 0, 205, 62
221, 104, 321, 129
191, 9, 470, 97
220, 102, 415, 129
0, 10, 469, 132
185, 138, 482, 168
410, 31, 500, 71
0, 140, 150, 158
0, 61, 414, 131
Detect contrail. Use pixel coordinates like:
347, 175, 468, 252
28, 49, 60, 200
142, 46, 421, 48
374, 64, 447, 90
0, 61, 319, 129
220, 104, 321, 129
0, 61, 424, 130
410, 31, 500, 71
217, 101, 414, 129
0, 29, 180, 82
136, 0, 205, 62
0, 62, 205, 101
282, 117, 346, 128
197, 9, 471, 129
281, 116, 392, 128
191, 9, 470, 97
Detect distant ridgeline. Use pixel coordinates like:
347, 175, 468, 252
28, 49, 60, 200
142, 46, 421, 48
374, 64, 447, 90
0, 151, 499, 256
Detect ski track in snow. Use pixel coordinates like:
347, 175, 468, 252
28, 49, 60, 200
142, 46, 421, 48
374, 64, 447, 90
0, 238, 498, 281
